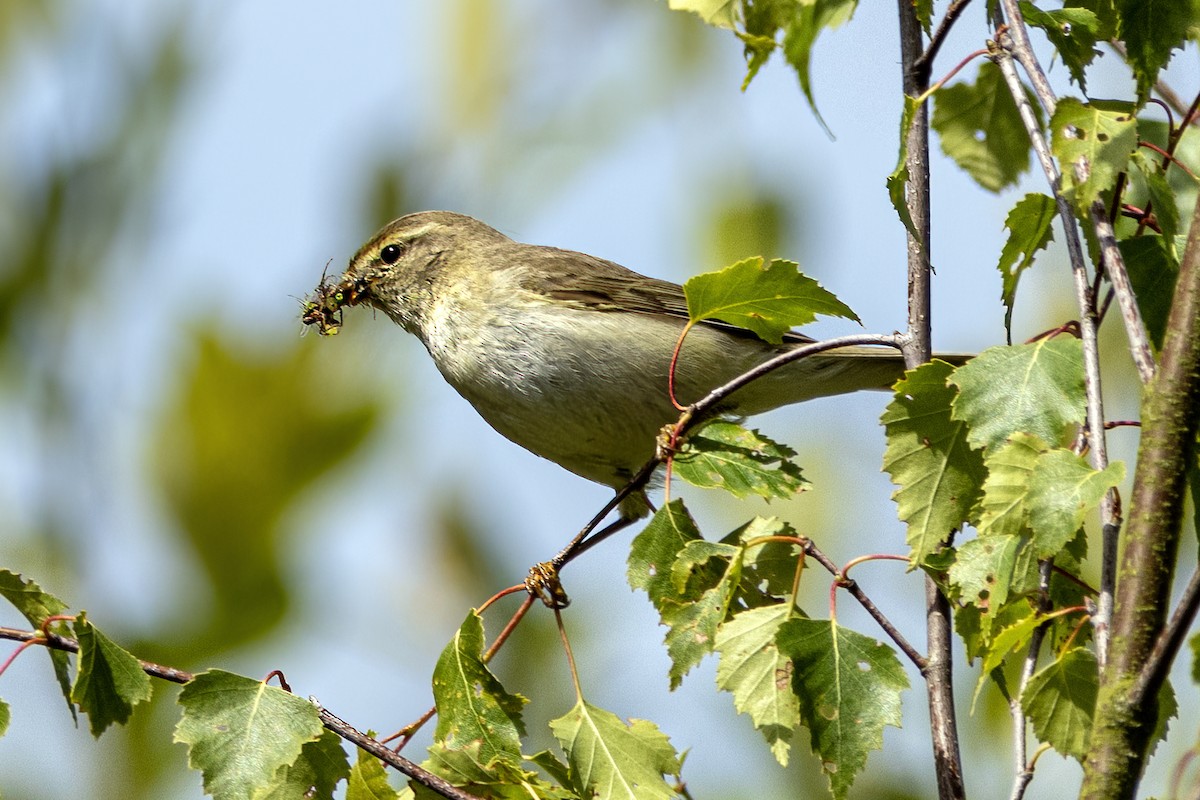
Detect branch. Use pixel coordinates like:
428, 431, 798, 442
0, 627, 487, 800
800, 540, 927, 671
990, 6, 1122, 664
897, 1, 965, 797
1008, 560, 1054, 800
1080, 186, 1200, 799
911, 0, 974, 83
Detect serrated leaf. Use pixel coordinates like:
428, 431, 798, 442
950, 338, 1086, 453
887, 94, 921, 239
528, 750, 573, 792
672, 421, 808, 500
932, 61, 1035, 192
0, 570, 74, 720
1021, 3, 1101, 91
419, 742, 575, 800
684, 257, 858, 344
175, 670, 326, 800
715, 604, 800, 765
1116, 0, 1194, 100
71, 612, 153, 737
780, 0, 858, 134
1026, 450, 1124, 557
667, 0, 738, 28
549, 701, 681, 800
881, 360, 987, 563
997, 194, 1057, 339
966, 602, 1043, 709
777, 618, 908, 800
977, 433, 1047, 539
627, 500, 707, 613
661, 563, 739, 687
671, 539, 741, 595
1051, 98, 1138, 211
728, 516, 804, 600
254, 730, 349, 800
431, 612, 526, 767
949, 534, 1031, 610
1022, 647, 1098, 761
346, 739, 401, 800
1133, 148, 1182, 253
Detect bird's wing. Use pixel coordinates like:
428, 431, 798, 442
517, 246, 815, 345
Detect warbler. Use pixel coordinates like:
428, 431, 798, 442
304, 211, 943, 519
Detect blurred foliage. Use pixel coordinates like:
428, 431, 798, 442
151, 334, 381, 655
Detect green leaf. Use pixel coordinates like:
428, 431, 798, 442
347, 738, 401, 800
1051, 98, 1138, 211
1026, 450, 1124, 557
1192, 632, 1200, 684
1022, 647, 1098, 761
0, 697, 9, 738
627, 500, 707, 613
949, 534, 1032, 610
175, 669, 326, 800
684, 256, 859, 343
887, 94, 921, 239
976, 433, 1046, 539
780, 0, 858, 134
996, 194, 1057, 340
777, 618, 908, 800
1122, 234, 1180, 350
420, 742, 575, 800
71, 612, 153, 736
672, 421, 808, 500
1115, 0, 1195, 100
1133, 149, 1182, 250
549, 700, 681, 800
431, 612, 526, 767
728, 516, 804, 600
881, 360, 986, 563
660, 559, 739, 688
1020, 3, 1101, 91
950, 338, 1086, 453
667, 0, 738, 28
932, 61, 1034, 192
254, 730, 350, 800
715, 603, 800, 765
0, 570, 74, 720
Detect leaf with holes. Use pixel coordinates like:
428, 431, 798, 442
715, 603, 800, 766
932, 61, 1036, 192
672, 421, 808, 501
431, 612, 526, 768
777, 618, 908, 800
1051, 98, 1138, 211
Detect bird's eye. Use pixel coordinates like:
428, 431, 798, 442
380, 243, 404, 265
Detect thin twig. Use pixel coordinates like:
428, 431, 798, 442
991, 6, 1120, 664
0, 627, 486, 800
1008, 560, 1054, 800
1130, 566, 1200, 710
913, 0, 975, 81
799, 540, 926, 670
898, 0, 965, 796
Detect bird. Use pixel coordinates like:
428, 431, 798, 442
303, 211, 940, 522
